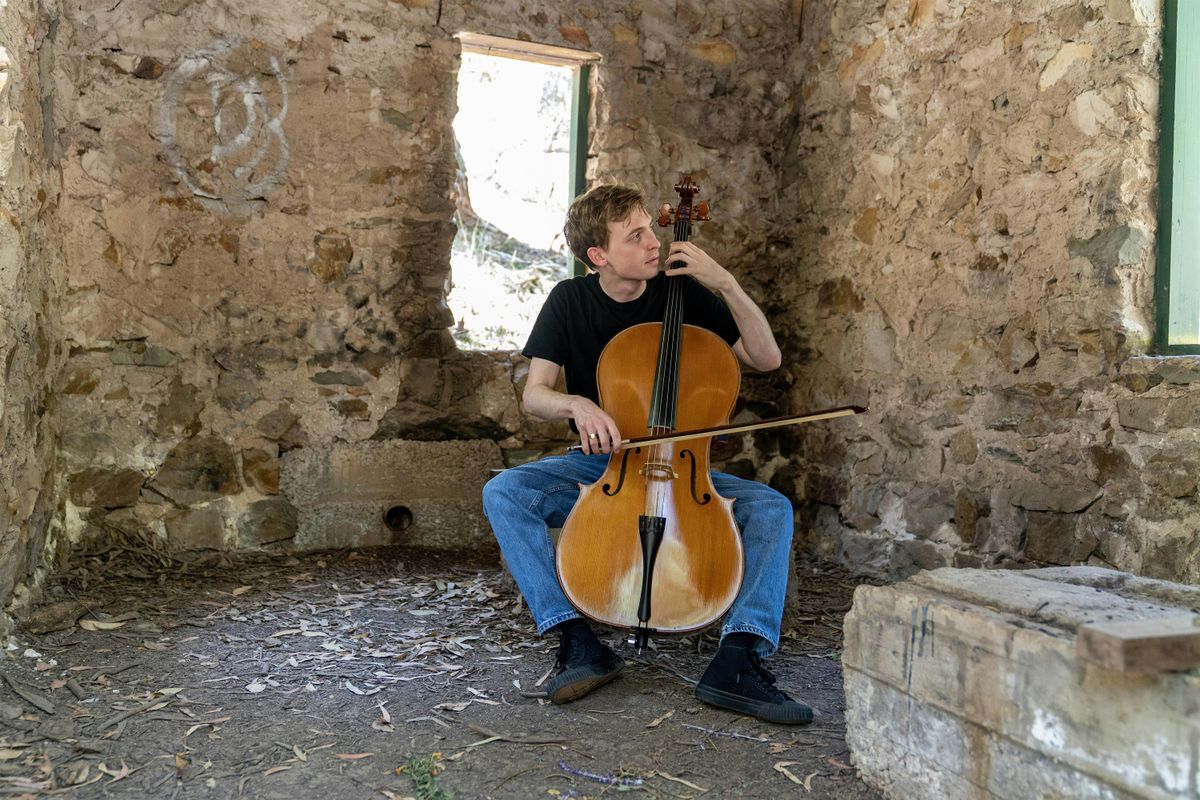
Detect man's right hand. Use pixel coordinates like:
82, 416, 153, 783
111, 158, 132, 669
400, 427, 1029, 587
571, 398, 622, 455
521, 358, 622, 453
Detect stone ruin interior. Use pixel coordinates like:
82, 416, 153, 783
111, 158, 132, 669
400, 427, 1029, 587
0, 1, 1196, 798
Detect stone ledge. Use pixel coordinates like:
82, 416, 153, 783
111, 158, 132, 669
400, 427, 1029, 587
1121, 355, 1200, 380
844, 567, 1200, 799
280, 440, 503, 554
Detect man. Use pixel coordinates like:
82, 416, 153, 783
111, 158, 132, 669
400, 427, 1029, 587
482, 183, 811, 724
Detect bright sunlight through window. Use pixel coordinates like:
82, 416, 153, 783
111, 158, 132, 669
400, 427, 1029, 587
449, 52, 573, 351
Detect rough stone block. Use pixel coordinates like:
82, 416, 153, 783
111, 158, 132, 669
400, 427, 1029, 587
241, 448, 280, 495
1022, 510, 1099, 564
67, 467, 144, 509
148, 436, 241, 505
1117, 396, 1170, 432
238, 498, 298, 547
165, 506, 226, 550
1067, 224, 1149, 278
280, 439, 503, 554
844, 567, 1200, 799
108, 340, 175, 367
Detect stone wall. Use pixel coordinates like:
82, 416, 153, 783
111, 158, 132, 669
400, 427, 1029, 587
6, 0, 1194, 620
776, 0, 1200, 583
0, 1, 69, 631
45, 2, 800, 558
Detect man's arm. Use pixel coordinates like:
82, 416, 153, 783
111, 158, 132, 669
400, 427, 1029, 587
725, 283, 783, 372
523, 357, 622, 454
665, 242, 782, 372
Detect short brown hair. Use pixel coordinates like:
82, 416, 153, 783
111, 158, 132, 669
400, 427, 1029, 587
564, 184, 646, 270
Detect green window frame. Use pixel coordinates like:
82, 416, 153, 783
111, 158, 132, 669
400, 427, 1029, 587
1156, 0, 1200, 354
568, 64, 591, 278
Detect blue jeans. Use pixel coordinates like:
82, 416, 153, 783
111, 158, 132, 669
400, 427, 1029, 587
482, 452, 794, 655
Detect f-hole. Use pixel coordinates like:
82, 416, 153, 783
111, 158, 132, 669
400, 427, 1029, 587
602, 448, 637, 496
679, 449, 711, 505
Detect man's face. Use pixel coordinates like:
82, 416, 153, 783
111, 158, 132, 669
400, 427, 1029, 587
588, 208, 661, 280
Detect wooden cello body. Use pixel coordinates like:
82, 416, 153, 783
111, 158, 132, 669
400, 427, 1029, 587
555, 177, 745, 643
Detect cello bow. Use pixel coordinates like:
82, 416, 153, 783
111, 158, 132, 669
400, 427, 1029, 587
568, 404, 868, 453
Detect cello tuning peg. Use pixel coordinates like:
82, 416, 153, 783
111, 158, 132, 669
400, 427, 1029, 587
657, 203, 673, 227
696, 201, 710, 221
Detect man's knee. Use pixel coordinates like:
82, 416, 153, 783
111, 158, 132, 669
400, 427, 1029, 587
741, 481, 790, 512
485, 462, 549, 512
767, 487, 794, 517
483, 468, 521, 514
754, 485, 795, 532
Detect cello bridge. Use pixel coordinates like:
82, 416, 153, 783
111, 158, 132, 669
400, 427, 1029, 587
640, 461, 679, 479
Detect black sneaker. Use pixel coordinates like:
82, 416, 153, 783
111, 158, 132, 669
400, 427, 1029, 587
695, 643, 813, 724
544, 621, 624, 704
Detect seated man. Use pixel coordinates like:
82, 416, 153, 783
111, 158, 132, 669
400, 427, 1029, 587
483, 183, 811, 724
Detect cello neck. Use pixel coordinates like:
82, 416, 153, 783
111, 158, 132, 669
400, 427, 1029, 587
647, 177, 702, 432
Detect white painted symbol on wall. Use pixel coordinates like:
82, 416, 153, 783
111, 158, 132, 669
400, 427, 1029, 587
159, 38, 289, 214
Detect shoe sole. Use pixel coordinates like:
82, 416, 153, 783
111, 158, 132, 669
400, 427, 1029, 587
695, 684, 814, 724
546, 661, 624, 704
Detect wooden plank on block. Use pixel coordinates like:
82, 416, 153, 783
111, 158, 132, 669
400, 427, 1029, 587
1076, 616, 1200, 673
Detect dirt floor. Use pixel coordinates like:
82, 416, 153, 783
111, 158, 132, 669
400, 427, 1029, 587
0, 547, 885, 799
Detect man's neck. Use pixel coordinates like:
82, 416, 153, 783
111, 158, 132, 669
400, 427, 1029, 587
597, 272, 648, 303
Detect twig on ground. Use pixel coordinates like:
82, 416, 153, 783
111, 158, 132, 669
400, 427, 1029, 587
681, 723, 772, 743
1, 674, 56, 714
466, 723, 567, 745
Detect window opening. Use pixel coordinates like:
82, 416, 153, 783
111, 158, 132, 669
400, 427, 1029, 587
1156, 0, 1200, 354
449, 35, 597, 351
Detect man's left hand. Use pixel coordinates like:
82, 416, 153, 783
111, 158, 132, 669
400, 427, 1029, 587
664, 242, 734, 296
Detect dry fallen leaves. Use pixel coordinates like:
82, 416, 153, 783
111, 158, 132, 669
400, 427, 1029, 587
646, 710, 674, 729
79, 620, 126, 631
345, 680, 382, 696
373, 701, 394, 732
774, 760, 805, 786
434, 700, 471, 712
98, 761, 130, 783
652, 770, 707, 792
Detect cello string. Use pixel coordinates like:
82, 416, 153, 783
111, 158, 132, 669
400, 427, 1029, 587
663, 210, 689, 516
654, 207, 688, 519
647, 209, 675, 520
649, 210, 679, 519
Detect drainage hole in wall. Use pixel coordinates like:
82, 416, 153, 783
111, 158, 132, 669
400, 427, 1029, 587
384, 505, 414, 533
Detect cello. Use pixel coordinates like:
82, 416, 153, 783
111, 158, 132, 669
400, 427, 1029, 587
555, 177, 751, 650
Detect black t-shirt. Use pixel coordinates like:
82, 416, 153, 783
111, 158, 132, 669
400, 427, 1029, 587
522, 272, 740, 428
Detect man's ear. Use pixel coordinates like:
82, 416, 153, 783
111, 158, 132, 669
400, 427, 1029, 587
586, 245, 608, 267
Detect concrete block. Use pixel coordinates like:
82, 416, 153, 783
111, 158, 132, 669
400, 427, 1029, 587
280, 439, 503, 554
1077, 617, 1200, 673
844, 566, 1200, 799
